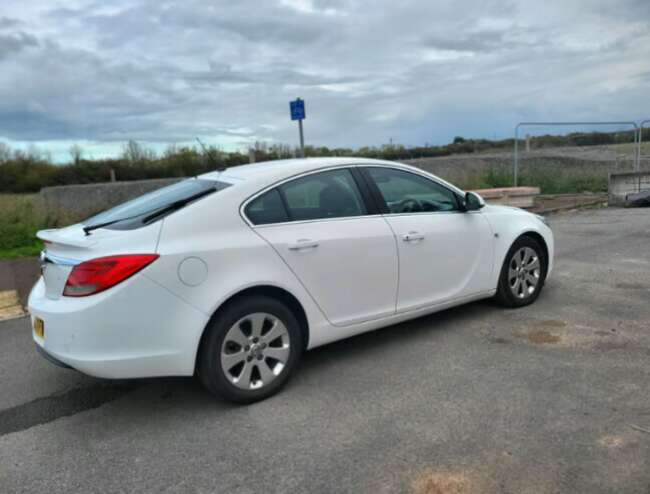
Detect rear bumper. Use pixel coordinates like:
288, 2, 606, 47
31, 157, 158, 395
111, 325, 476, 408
28, 274, 209, 379
35, 343, 73, 369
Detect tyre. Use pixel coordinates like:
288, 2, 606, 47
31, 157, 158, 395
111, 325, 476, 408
494, 235, 547, 308
198, 295, 303, 404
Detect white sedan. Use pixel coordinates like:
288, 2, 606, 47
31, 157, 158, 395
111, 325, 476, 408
29, 158, 553, 403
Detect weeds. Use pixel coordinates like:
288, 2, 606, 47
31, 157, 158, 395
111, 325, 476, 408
0, 194, 46, 259
450, 163, 610, 193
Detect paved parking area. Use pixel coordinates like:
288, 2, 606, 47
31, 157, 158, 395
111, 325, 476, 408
1, 207, 649, 494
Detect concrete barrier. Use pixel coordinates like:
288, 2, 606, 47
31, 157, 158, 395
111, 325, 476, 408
608, 171, 650, 206
472, 187, 541, 208
38, 178, 182, 222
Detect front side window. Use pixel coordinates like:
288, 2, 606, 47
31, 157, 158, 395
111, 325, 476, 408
366, 167, 459, 214
279, 169, 367, 221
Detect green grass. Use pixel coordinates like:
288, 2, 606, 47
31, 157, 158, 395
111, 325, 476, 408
520, 167, 608, 194
0, 243, 43, 259
451, 164, 610, 194
476, 166, 513, 189
609, 141, 650, 155
0, 194, 46, 260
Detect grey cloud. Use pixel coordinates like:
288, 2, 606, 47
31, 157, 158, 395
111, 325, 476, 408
423, 30, 511, 53
190, 62, 361, 88
72, 1, 340, 51
0, 31, 38, 59
1, 0, 649, 155
0, 17, 22, 29
595, 0, 650, 23
635, 71, 650, 83
0, 108, 75, 140
309, 0, 351, 11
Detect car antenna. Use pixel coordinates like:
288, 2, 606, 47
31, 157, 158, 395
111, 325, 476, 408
196, 137, 226, 172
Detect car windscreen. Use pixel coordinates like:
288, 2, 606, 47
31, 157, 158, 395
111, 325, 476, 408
83, 178, 231, 231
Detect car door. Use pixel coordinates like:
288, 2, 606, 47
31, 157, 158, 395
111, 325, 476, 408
244, 167, 398, 327
361, 166, 493, 313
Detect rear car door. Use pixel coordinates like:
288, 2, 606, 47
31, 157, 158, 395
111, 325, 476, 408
361, 166, 493, 312
245, 167, 398, 327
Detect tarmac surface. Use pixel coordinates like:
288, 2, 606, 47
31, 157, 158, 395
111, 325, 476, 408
1, 207, 649, 493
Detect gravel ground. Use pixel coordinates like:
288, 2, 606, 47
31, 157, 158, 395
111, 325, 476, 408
1, 207, 649, 494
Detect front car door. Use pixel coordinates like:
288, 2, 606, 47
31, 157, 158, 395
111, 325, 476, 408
360, 166, 494, 313
244, 167, 398, 327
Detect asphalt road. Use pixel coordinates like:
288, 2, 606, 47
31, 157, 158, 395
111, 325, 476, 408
1, 207, 650, 494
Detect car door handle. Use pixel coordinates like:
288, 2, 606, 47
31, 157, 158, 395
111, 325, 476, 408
288, 239, 319, 250
402, 232, 425, 242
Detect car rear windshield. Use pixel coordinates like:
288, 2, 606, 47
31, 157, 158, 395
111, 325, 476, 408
83, 178, 231, 231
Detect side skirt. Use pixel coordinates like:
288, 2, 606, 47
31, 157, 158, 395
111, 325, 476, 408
307, 289, 496, 349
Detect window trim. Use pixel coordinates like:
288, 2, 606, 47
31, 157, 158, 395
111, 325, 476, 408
357, 165, 465, 217
240, 165, 380, 227
350, 167, 383, 215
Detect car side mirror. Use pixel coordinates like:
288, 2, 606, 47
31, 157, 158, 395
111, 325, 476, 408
462, 191, 485, 211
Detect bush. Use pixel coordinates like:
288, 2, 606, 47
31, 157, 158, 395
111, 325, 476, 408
0, 194, 46, 258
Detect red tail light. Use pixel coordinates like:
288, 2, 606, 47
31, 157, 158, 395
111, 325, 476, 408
63, 254, 159, 297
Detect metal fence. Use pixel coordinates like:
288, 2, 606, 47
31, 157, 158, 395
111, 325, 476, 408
637, 120, 650, 171
513, 121, 640, 187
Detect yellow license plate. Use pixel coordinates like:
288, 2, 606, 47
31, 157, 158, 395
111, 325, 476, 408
34, 317, 45, 339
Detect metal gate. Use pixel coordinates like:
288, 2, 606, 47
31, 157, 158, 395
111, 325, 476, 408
513, 121, 640, 187
639, 120, 650, 171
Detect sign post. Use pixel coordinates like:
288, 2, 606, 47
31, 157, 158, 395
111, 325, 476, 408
290, 98, 306, 157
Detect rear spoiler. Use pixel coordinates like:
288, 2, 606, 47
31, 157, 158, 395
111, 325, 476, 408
37, 228, 98, 249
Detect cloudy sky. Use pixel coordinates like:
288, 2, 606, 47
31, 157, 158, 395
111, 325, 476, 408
1, 0, 649, 161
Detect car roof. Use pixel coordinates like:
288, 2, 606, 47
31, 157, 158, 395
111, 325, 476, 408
199, 157, 398, 184
199, 156, 466, 198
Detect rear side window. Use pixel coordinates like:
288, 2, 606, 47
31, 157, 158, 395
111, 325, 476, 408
245, 169, 368, 225
280, 169, 366, 221
246, 189, 289, 225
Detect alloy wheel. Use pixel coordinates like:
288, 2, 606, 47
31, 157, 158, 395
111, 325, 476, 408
220, 312, 291, 390
508, 246, 541, 299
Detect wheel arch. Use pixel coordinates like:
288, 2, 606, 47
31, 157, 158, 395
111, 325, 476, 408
519, 231, 549, 274
195, 284, 310, 374
498, 231, 550, 285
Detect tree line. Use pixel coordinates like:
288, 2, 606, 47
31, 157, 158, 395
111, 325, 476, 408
0, 129, 641, 193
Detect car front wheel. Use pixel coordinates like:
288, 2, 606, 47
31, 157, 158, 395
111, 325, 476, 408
495, 235, 547, 308
198, 295, 303, 404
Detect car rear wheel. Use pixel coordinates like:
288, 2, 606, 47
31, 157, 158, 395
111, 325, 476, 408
494, 235, 547, 308
199, 295, 303, 404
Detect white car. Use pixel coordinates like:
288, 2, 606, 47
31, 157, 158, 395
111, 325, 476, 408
29, 158, 553, 403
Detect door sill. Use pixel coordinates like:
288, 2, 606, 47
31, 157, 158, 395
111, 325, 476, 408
395, 290, 496, 315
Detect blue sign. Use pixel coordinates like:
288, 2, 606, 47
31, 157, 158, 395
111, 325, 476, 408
290, 98, 305, 121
